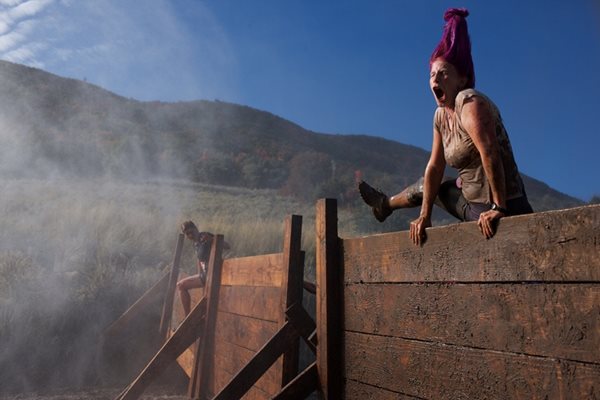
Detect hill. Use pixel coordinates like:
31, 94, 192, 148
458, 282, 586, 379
0, 60, 587, 393
0, 60, 583, 226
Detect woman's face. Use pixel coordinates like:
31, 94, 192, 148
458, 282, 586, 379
429, 58, 467, 108
184, 227, 198, 241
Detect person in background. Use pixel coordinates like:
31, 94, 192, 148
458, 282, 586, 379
176, 220, 217, 316
359, 8, 533, 246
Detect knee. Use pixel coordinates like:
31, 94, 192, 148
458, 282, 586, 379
406, 177, 424, 206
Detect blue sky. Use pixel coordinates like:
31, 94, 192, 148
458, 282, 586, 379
0, 0, 598, 201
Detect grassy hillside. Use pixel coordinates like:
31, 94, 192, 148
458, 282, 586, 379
0, 60, 583, 212
0, 178, 360, 392
0, 59, 588, 393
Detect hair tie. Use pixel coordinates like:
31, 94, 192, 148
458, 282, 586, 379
443, 8, 469, 22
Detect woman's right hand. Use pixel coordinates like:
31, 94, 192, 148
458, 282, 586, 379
410, 215, 431, 246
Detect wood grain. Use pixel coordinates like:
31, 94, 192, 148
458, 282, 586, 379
343, 205, 600, 283
217, 285, 281, 322
212, 367, 272, 400
213, 338, 282, 394
345, 379, 420, 400
345, 283, 600, 363
345, 331, 600, 400
215, 311, 279, 352
316, 198, 344, 399
221, 253, 283, 287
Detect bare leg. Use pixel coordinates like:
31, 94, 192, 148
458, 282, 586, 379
177, 275, 204, 316
180, 287, 191, 316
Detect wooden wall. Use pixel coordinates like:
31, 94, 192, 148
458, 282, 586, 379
206, 214, 304, 399
209, 253, 286, 399
338, 205, 600, 399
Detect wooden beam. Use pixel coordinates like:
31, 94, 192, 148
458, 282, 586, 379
345, 283, 600, 363
189, 235, 225, 399
221, 253, 283, 287
217, 285, 282, 322
345, 379, 419, 400
285, 301, 316, 344
279, 215, 304, 387
103, 269, 170, 339
345, 331, 600, 400
342, 205, 600, 284
213, 339, 283, 394
159, 233, 184, 339
316, 198, 343, 399
211, 320, 298, 400
115, 297, 207, 400
303, 280, 316, 294
271, 362, 318, 400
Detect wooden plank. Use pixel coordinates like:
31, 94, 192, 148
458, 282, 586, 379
271, 362, 318, 400
213, 339, 282, 394
316, 198, 343, 399
221, 253, 283, 287
303, 280, 316, 294
190, 235, 225, 399
213, 367, 272, 400
215, 311, 279, 352
104, 269, 169, 339
343, 205, 600, 283
176, 346, 196, 378
218, 285, 281, 322
345, 379, 420, 400
213, 350, 282, 395
286, 301, 316, 342
212, 321, 299, 400
345, 283, 600, 363
345, 331, 600, 400
159, 233, 184, 339
279, 215, 304, 386
116, 297, 207, 400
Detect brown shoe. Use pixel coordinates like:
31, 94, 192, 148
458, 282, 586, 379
358, 181, 392, 222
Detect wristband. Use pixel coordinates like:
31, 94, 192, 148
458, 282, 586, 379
491, 203, 508, 214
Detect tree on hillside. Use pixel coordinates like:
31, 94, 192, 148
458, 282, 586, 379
280, 151, 333, 201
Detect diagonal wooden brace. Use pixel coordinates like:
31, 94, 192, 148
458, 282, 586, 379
285, 300, 317, 354
211, 302, 314, 400
271, 362, 318, 400
115, 297, 207, 400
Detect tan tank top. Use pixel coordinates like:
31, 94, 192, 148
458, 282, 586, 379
434, 88, 525, 203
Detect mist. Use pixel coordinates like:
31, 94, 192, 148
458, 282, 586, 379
0, 53, 308, 393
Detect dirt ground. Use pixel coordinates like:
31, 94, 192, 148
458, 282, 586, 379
0, 387, 188, 400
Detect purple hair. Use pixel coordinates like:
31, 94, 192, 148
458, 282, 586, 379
430, 8, 475, 88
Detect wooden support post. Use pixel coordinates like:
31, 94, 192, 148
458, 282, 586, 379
189, 235, 225, 399
316, 198, 343, 399
159, 233, 184, 340
279, 215, 304, 387
115, 297, 207, 400
271, 362, 318, 400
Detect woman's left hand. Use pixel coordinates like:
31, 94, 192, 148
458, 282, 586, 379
477, 209, 504, 239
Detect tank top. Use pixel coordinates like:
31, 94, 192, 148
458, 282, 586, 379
434, 89, 525, 203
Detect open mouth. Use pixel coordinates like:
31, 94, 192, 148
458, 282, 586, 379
433, 87, 445, 101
